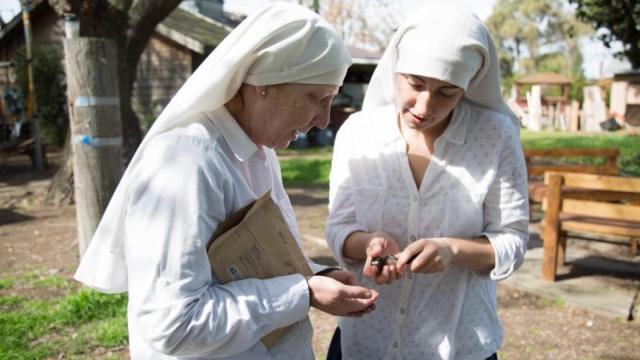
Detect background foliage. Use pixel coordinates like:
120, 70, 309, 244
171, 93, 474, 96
486, 0, 591, 101
16, 46, 68, 147
570, 0, 640, 69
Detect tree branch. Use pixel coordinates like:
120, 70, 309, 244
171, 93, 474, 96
48, 0, 127, 38
124, 0, 182, 70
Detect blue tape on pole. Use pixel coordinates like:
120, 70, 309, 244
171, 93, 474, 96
72, 135, 122, 147
74, 96, 120, 107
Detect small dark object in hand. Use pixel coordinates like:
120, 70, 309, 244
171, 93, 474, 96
370, 255, 398, 273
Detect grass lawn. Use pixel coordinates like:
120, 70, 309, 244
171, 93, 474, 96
279, 158, 332, 187
0, 273, 127, 359
520, 130, 640, 175
279, 130, 640, 186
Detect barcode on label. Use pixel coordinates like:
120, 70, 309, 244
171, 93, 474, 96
227, 265, 242, 281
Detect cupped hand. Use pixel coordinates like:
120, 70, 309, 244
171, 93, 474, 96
307, 275, 378, 317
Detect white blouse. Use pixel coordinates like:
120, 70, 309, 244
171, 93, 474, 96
123, 107, 324, 359
326, 100, 529, 360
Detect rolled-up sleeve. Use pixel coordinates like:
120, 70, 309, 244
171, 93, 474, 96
124, 135, 309, 357
481, 124, 530, 281
325, 120, 368, 268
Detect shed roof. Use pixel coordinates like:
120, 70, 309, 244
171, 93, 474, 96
348, 46, 381, 65
0, 3, 230, 55
515, 72, 571, 85
155, 7, 231, 54
612, 70, 640, 82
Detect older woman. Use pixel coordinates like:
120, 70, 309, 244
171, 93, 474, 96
74, 3, 377, 359
325, 4, 529, 360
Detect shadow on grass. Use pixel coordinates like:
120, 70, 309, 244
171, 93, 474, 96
0, 276, 128, 359
0, 208, 34, 226
288, 192, 329, 207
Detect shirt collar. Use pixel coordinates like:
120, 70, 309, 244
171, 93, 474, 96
385, 101, 469, 146
207, 106, 259, 162
380, 105, 404, 145
440, 99, 469, 145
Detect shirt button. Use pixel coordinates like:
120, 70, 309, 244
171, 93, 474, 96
393, 342, 399, 348
412, 195, 418, 202
409, 235, 416, 241
399, 308, 406, 315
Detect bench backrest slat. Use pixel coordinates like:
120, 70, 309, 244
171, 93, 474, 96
561, 199, 640, 222
528, 164, 617, 177
544, 172, 640, 193
525, 148, 619, 177
525, 148, 619, 157
542, 172, 640, 222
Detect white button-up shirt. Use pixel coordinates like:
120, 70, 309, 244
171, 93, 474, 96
124, 107, 324, 359
326, 101, 529, 360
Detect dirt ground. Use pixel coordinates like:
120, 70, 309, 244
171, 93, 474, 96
1, 152, 639, 359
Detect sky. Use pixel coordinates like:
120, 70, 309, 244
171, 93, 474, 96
224, 0, 494, 22
0, 0, 20, 23
0, 0, 493, 20
0, 0, 631, 78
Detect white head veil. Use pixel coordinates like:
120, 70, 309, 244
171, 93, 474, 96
75, 2, 352, 293
362, 3, 518, 126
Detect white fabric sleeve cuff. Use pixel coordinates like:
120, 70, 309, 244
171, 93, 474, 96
329, 224, 368, 269
262, 274, 310, 332
481, 232, 526, 281
308, 261, 329, 274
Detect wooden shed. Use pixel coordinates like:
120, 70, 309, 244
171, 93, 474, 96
0, 1, 230, 127
609, 71, 640, 128
514, 72, 571, 107
133, 8, 231, 123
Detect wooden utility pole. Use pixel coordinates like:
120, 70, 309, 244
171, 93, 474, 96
64, 34, 123, 256
20, 0, 44, 172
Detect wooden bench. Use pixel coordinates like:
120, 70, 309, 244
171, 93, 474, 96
540, 172, 640, 281
525, 148, 620, 218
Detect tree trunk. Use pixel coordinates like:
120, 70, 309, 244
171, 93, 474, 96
45, 135, 74, 206
117, 55, 143, 162
46, 0, 181, 200
65, 38, 123, 256
118, 0, 183, 160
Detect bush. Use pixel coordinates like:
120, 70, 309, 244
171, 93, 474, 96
15, 46, 68, 147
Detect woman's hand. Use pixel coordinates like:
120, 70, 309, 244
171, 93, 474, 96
395, 238, 453, 274
362, 232, 402, 284
307, 275, 378, 317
